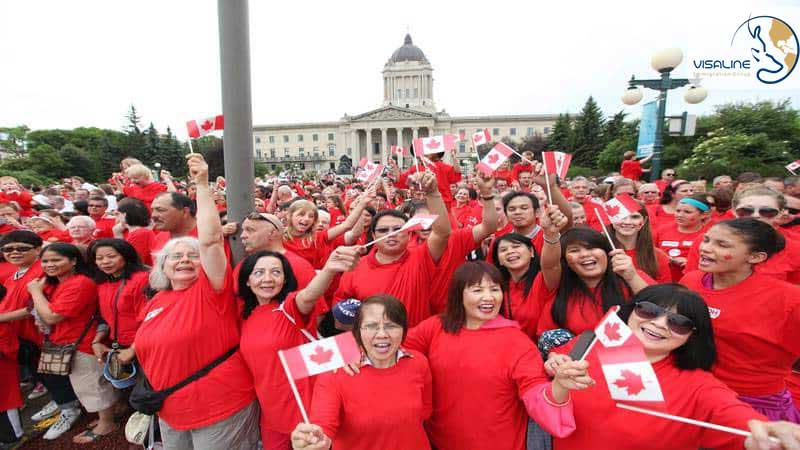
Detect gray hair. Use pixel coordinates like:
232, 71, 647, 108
712, 175, 731, 186
149, 236, 201, 291
66, 215, 96, 229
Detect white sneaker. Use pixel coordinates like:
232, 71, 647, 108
31, 400, 58, 422
43, 408, 81, 440
27, 382, 48, 400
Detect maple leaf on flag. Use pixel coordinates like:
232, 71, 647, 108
201, 120, 214, 131
604, 322, 622, 343
309, 346, 333, 365
426, 139, 441, 150
613, 369, 646, 396
604, 204, 620, 217
488, 152, 499, 164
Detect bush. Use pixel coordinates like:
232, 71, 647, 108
567, 165, 605, 179
678, 133, 791, 180
0, 169, 57, 188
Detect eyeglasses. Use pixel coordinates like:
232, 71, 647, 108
166, 252, 201, 262
633, 301, 696, 335
734, 206, 781, 219
640, 191, 659, 195
374, 226, 404, 235
664, 173, 676, 177
360, 323, 403, 334
1, 245, 35, 254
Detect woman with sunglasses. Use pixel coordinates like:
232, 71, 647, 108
648, 180, 694, 231
652, 194, 712, 281
548, 283, 800, 450
681, 218, 800, 422
607, 202, 672, 283
685, 187, 800, 283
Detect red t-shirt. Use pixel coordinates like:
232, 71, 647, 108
239, 293, 314, 435
581, 200, 607, 232
92, 217, 116, 240
404, 316, 549, 450
334, 245, 436, 328
125, 227, 156, 266
653, 222, 707, 281
38, 229, 71, 243
647, 204, 674, 231
0, 191, 33, 216
555, 353, 762, 450
46, 275, 98, 354
451, 204, 482, 229
511, 162, 534, 182
151, 227, 233, 265
494, 168, 513, 183
311, 350, 432, 450
397, 161, 462, 206
123, 182, 167, 209
619, 160, 643, 181
283, 231, 331, 270
505, 273, 544, 339
680, 271, 800, 396
0, 262, 15, 284
0, 263, 44, 344
97, 271, 149, 347
624, 247, 672, 283
0, 322, 22, 411
134, 269, 256, 430
429, 227, 478, 315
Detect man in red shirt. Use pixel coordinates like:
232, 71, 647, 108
150, 192, 198, 253
87, 196, 115, 239
619, 151, 652, 181
654, 168, 677, 193
393, 151, 461, 208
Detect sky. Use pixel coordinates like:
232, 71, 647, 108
2, 0, 799, 140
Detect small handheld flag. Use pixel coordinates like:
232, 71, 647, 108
476, 143, 514, 175
471, 128, 492, 147
186, 115, 224, 139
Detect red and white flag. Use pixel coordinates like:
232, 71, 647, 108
391, 145, 408, 156
402, 214, 438, 232
542, 151, 572, 179
594, 306, 633, 347
280, 332, 361, 380
476, 143, 514, 175
412, 136, 447, 155
186, 115, 224, 139
787, 160, 800, 173
356, 162, 384, 183
444, 134, 461, 151
472, 128, 492, 147
601, 194, 641, 224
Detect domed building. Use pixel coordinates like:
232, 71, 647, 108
252, 34, 559, 173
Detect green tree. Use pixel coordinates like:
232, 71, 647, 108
603, 111, 627, 145
596, 118, 639, 173
572, 96, 605, 167
548, 113, 573, 151
29, 144, 68, 178
143, 122, 161, 165
60, 143, 100, 180
678, 133, 791, 180
518, 132, 547, 155
160, 127, 189, 178
0, 125, 30, 155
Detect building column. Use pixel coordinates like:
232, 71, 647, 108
395, 127, 404, 147
411, 128, 419, 156
351, 129, 359, 163
365, 128, 372, 161
380, 128, 388, 165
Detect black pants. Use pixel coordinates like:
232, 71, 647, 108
0, 410, 19, 444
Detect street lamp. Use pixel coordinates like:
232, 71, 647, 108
621, 48, 707, 182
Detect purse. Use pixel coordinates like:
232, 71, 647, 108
107, 279, 128, 379
129, 345, 239, 415
38, 314, 97, 376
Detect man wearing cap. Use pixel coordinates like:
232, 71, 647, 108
317, 298, 361, 338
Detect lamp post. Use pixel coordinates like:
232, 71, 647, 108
621, 48, 707, 182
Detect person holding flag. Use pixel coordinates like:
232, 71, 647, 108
605, 197, 672, 283
391, 143, 461, 208
546, 283, 800, 450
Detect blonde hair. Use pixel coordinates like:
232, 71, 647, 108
733, 187, 786, 209
0, 176, 19, 184
284, 200, 318, 241
125, 164, 153, 180
149, 237, 200, 291
121, 158, 142, 170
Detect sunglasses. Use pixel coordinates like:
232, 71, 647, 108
734, 206, 780, 219
1, 245, 35, 254
633, 301, 696, 335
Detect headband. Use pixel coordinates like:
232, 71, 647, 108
679, 198, 710, 212
671, 180, 688, 189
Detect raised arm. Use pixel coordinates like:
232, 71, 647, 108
531, 161, 573, 229
295, 246, 360, 314
325, 188, 371, 242
472, 172, 498, 243
343, 185, 376, 245
186, 154, 227, 291
411, 171, 451, 263
539, 204, 568, 291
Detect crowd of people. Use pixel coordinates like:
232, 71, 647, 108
0, 147, 798, 450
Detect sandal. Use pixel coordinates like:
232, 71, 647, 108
71, 425, 118, 444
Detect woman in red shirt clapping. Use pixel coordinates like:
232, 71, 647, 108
290, 295, 432, 450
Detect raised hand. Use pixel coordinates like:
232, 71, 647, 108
609, 249, 637, 281
186, 154, 209, 185
323, 246, 361, 274
539, 204, 568, 234
291, 423, 332, 450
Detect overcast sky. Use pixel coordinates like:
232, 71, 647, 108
2, 0, 799, 139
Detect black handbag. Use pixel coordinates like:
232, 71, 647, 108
129, 345, 239, 415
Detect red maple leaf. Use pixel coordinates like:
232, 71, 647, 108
487, 152, 499, 164
604, 321, 622, 342
426, 138, 441, 150
201, 120, 214, 131
613, 369, 646, 396
308, 346, 333, 365
604, 204, 620, 217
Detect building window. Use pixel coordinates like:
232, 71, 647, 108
284, 148, 290, 156
297, 134, 304, 142
543, 127, 551, 134
459, 143, 466, 153
493, 128, 500, 136
255, 137, 261, 144
299, 147, 305, 156
397, 89, 402, 98
283, 135, 289, 143
510, 128, 516, 136
329, 162, 336, 170
269, 136, 275, 143
300, 163, 306, 170
270, 148, 276, 158
313, 134, 319, 142
313, 146, 320, 156
328, 146, 335, 157
327, 133, 334, 141
414, 88, 418, 98
527, 127, 534, 136
256, 149, 262, 159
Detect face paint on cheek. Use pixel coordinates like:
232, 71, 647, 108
723, 254, 733, 261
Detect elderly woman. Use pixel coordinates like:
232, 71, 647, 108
403, 261, 579, 450
131, 154, 258, 449
27, 243, 118, 443
66, 215, 96, 247
290, 295, 432, 450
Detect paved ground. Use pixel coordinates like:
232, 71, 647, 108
6, 383, 135, 450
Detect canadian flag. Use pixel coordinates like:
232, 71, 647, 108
472, 128, 492, 147
356, 162, 384, 183
476, 143, 514, 175
542, 151, 572, 179
786, 160, 800, 173
186, 115, 224, 139
391, 145, 408, 156
601, 194, 641, 224
402, 214, 438, 232
444, 133, 461, 151
280, 332, 361, 380
594, 307, 665, 407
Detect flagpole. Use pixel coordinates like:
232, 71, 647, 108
543, 163, 554, 206
578, 337, 598, 361
615, 403, 778, 443
187, 138, 195, 154
278, 350, 310, 424
594, 209, 617, 251
789, 168, 797, 176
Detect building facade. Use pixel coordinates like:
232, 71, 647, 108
252, 34, 559, 173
